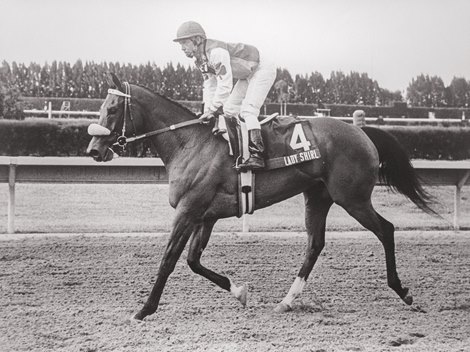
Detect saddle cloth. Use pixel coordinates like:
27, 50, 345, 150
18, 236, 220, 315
223, 114, 322, 170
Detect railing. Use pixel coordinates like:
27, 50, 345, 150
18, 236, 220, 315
24, 109, 99, 119
299, 115, 467, 125
23, 107, 467, 125
1, 157, 469, 233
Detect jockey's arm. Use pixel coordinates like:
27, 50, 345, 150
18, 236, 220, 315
206, 48, 233, 113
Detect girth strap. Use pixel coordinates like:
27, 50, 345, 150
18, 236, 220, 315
237, 120, 255, 217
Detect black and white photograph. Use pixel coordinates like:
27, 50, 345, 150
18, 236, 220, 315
1, 0, 469, 351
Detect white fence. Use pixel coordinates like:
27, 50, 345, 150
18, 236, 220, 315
23, 105, 467, 125
24, 102, 99, 119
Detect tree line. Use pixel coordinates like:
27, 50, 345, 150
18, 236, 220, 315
1, 60, 469, 108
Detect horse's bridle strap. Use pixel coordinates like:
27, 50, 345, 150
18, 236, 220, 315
120, 119, 203, 145
108, 88, 131, 98
108, 82, 203, 148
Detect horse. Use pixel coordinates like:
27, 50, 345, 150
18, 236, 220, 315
87, 73, 435, 321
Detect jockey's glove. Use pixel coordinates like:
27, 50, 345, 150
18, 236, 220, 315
199, 111, 215, 124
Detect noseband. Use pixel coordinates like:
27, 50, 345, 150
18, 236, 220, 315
88, 82, 203, 149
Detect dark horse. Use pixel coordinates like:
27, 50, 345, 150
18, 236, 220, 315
87, 74, 434, 321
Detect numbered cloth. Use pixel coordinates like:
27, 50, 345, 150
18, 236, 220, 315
225, 115, 322, 170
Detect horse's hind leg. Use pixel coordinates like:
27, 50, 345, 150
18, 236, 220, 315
187, 218, 248, 306
344, 200, 413, 305
275, 183, 333, 313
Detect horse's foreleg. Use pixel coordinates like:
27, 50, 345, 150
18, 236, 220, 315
275, 184, 333, 313
132, 212, 195, 321
187, 219, 247, 306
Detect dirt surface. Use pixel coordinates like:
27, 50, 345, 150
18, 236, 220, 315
1, 231, 469, 352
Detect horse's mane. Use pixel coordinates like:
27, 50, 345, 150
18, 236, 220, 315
134, 84, 197, 117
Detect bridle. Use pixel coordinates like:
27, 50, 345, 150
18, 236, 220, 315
88, 82, 203, 150
108, 82, 138, 148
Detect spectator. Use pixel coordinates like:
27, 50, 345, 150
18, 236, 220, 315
353, 109, 366, 127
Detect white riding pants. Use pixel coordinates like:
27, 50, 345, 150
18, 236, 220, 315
224, 58, 276, 130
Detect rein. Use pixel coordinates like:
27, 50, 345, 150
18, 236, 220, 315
88, 84, 203, 148
115, 119, 203, 147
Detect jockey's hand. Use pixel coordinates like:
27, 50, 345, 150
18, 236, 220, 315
199, 111, 215, 124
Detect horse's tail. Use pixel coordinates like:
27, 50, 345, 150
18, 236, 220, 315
362, 126, 437, 215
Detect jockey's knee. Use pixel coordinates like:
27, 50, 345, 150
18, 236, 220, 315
223, 106, 240, 118
241, 114, 261, 130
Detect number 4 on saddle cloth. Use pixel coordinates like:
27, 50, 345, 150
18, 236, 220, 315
216, 113, 322, 217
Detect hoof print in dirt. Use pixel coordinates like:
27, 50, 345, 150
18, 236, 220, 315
410, 305, 427, 313
409, 332, 426, 338
388, 337, 415, 347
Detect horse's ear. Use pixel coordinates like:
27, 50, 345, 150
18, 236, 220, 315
106, 72, 123, 91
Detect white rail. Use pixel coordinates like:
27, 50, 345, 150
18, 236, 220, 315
24, 109, 467, 125
298, 115, 467, 124
24, 109, 100, 118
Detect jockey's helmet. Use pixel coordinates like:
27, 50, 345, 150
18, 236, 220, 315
173, 21, 206, 42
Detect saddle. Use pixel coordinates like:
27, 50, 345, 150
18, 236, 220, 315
216, 114, 322, 217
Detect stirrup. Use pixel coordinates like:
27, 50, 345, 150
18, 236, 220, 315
237, 156, 265, 171
212, 126, 227, 136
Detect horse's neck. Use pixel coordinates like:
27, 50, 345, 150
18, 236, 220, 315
138, 91, 207, 165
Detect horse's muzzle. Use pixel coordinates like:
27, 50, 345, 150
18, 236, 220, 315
88, 148, 103, 161
87, 147, 115, 162
87, 137, 115, 162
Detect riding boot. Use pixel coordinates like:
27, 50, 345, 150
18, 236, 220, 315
211, 116, 227, 136
212, 116, 220, 135
238, 129, 265, 171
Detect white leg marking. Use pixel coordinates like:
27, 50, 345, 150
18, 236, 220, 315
229, 278, 248, 307
281, 276, 306, 308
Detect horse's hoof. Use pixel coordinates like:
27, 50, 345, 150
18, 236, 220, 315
131, 311, 145, 321
230, 279, 248, 307
402, 294, 413, 305
401, 288, 413, 305
231, 283, 248, 307
274, 302, 292, 313
238, 283, 248, 307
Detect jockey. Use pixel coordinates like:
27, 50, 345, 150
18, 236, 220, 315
173, 21, 276, 171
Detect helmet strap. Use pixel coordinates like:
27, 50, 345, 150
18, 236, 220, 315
191, 36, 205, 46
193, 38, 206, 60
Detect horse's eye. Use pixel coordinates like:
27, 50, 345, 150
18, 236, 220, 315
108, 107, 117, 115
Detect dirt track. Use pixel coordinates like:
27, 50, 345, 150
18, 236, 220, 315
1, 231, 469, 352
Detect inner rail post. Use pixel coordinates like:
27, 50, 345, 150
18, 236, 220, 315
8, 159, 17, 234
454, 169, 470, 230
